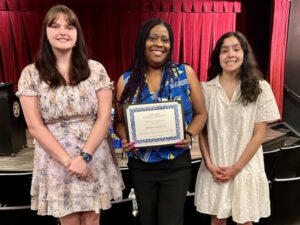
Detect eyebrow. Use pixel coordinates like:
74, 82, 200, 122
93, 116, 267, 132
221, 43, 241, 49
149, 33, 169, 37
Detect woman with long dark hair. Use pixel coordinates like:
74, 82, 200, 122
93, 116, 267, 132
115, 18, 207, 225
194, 32, 280, 225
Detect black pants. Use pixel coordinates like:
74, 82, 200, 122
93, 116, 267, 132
128, 151, 191, 225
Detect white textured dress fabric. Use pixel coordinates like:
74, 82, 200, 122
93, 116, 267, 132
194, 76, 280, 223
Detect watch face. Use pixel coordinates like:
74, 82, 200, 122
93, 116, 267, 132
86, 155, 92, 161
80, 151, 92, 162
13, 101, 21, 118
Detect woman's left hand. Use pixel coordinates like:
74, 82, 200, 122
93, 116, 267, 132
175, 136, 192, 149
218, 165, 241, 182
66, 156, 89, 180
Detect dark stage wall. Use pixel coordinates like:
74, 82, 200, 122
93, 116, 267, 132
283, 0, 300, 133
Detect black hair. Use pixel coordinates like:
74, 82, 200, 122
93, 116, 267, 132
119, 18, 174, 104
208, 31, 262, 105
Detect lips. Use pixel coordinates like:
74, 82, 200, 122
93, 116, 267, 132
57, 38, 69, 41
151, 50, 164, 57
225, 60, 237, 65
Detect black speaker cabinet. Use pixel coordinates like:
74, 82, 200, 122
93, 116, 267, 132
0, 83, 27, 156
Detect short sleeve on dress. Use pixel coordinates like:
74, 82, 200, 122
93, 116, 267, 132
201, 82, 209, 108
201, 82, 207, 98
255, 80, 280, 123
16, 64, 39, 97
90, 60, 113, 91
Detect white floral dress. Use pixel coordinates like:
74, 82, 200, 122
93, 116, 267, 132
17, 60, 124, 217
194, 76, 280, 223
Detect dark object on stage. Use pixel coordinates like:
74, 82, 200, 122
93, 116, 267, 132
0, 83, 26, 156
101, 198, 134, 225
262, 128, 286, 152
263, 148, 280, 181
188, 159, 201, 193
274, 145, 300, 179
266, 177, 300, 225
0, 171, 57, 225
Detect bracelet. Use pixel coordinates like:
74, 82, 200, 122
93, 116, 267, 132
185, 130, 194, 139
80, 150, 93, 163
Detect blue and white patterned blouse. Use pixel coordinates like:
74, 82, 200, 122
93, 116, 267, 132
123, 63, 193, 163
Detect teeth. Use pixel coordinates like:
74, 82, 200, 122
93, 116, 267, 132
152, 50, 163, 56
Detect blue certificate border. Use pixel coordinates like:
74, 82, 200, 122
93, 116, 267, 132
124, 101, 184, 148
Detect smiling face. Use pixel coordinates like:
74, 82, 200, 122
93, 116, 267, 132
144, 24, 171, 68
46, 13, 77, 54
219, 36, 244, 75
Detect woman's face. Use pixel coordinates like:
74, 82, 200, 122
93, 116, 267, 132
145, 24, 171, 68
46, 14, 77, 53
219, 36, 244, 75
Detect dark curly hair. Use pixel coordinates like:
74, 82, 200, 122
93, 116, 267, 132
119, 18, 174, 104
35, 5, 90, 88
208, 31, 262, 105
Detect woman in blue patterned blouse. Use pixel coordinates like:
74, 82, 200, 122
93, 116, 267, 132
114, 18, 207, 225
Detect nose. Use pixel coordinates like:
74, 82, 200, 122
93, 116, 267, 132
154, 38, 163, 47
227, 49, 234, 57
58, 27, 67, 36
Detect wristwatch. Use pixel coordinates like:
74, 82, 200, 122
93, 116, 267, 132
80, 150, 93, 163
185, 130, 194, 140
185, 130, 193, 149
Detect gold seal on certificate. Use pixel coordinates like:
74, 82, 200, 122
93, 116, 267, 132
123, 101, 185, 148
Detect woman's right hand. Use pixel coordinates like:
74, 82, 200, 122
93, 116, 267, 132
121, 139, 137, 152
207, 164, 226, 182
66, 156, 89, 180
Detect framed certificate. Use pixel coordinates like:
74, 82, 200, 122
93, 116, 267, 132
123, 101, 185, 148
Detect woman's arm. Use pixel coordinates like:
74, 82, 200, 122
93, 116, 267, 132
220, 121, 267, 181
19, 96, 72, 167
67, 88, 113, 177
175, 65, 207, 148
114, 76, 135, 152
82, 89, 112, 154
185, 65, 207, 135
199, 128, 224, 181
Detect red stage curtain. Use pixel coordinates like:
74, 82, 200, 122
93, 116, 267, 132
9, 12, 31, 77
269, 0, 290, 116
119, 11, 141, 73
21, 12, 44, 60
5, 0, 18, 10
0, 11, 19, 84
170, 12, 182, 63
182, 13, 194, 64
0, 0, 6, 10
0, 11, 44, 85
182, 0, 193, 12
0, 0, 241, 88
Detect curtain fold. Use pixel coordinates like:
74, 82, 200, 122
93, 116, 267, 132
21, 12, 44, 60
182, 13, 194, 64
170, 12, 182, 63
268, 0, 290, 117
0, 11, 18, 84
9, 12, 30, 77
119, 12, 140, 73
0, 0, 6, 10
199, 13, 213, 81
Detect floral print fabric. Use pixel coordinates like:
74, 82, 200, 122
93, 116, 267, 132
17, 60, 124, 217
